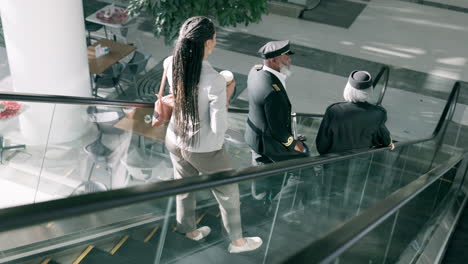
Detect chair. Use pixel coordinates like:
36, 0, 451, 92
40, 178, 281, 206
85, 21, 108, 45
83, 0, 108, 44
0, 136, 25, 164
135, 60, 166, 102
121, 51, 152, 89
111, 19, 139, 43
93, 63, 125, 97
70, 106, 125, 195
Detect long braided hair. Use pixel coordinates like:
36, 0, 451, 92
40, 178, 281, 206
172, 16, 215, 147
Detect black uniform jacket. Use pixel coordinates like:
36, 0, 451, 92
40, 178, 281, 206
244, 65, 306, 161
316, 102, 392, 155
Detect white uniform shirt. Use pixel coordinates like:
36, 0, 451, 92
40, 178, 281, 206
263, 65, 287, 89
164, 56, 228, 152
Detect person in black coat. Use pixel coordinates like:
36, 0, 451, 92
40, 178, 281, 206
315, 70, 394, 219
245, 40, 307, 163
316, 70, 394, 154
244, 40, 310, 214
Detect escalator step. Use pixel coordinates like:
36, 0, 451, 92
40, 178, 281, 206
40, 259, 61, 264
141, 211, 232, 263
198, 213, 224, 243
443, 204, 468, 264
169, 239, 262, 264
113, 237, 157, 264
158, 231, 202, 261
169, 212, 264, 264
75, 246, 138, 264
143, 225, 199, 262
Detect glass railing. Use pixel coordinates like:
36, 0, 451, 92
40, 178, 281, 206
0, 93, 328, 210
289, 152, 467, 264
0, 74, 461, 264
0, 79, 458, 263
287, 82, 467, 264
0, 134, 454, 263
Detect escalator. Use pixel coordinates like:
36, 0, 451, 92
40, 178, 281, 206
442, 202, 468, 264
0, 75, 466, 263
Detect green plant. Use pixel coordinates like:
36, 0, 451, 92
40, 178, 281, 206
127, 0, 268, 44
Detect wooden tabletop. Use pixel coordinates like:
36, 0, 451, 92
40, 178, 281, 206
114, 108, 168, 142
87, 39, 136, 74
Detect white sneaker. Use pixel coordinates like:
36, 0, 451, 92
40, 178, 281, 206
228, 237, 263, 253
187, 226, 211, 241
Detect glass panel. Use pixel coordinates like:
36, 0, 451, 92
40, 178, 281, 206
0, 101, 53, 208
225, 111, 252, 170
331, 161, 463, 264
1, 138, 462, 263
224, 112, 324, 170
295, 115, 322, 156
0, 101, 175, 209
3, 102, 324, 209
398, 140, 438, 176
0, 153, 425, 264
338, 213, 397, 263
436, 85, 468, 160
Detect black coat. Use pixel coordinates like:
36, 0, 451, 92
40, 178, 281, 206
244, 65, 306, 161
316, 102, 392, 155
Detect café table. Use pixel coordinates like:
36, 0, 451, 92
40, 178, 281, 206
114, 108, 170, 182
114, 108, 167, 143
87, 39, 137, 75
85, 4, 135, 42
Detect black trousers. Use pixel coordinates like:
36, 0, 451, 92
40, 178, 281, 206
250, 151, 316, 208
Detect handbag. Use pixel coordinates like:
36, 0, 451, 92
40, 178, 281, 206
152, 66, 174, 127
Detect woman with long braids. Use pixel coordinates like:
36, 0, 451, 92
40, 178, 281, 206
160, 16, 262, 253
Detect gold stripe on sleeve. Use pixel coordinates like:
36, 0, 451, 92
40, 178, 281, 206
282, 136, 294, 147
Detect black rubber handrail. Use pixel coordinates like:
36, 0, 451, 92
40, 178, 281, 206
299, 0, 322, 18
0, 92, 154, 108
0, 92, 323, 119
0, 81, 459, 232
0, 66, 389, 118
229, 107, 324, 118
373, 65, 390, 105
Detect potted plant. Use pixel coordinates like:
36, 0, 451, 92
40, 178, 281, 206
127, 0, 268, 44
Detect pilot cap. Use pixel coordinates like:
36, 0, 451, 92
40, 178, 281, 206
348, 70, 373, 90
258, 40, 294, 59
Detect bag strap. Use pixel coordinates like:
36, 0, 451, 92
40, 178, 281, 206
158, 65, 168, 98
247, 118, 263, 136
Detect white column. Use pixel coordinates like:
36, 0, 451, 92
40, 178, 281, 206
0, 0, 92, 144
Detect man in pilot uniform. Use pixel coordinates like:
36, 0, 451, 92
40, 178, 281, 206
245, 40, 309, 207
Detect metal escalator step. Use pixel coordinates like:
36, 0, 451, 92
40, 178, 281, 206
143, 225, 159, 243
113, 237, 157, 264
143, 226, 197, 262
240, 197, 272, 227
197, 213, 223, 243
170, 244, 261, 264
443, 204, 468, 264
40, 258, 61, 264
164, 231, 201, 250
75, 246, 138, 264
140, 210, 230, 262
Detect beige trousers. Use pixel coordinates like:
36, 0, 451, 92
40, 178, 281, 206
166, 141, 243, 241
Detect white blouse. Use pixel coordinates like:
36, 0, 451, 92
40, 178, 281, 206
164, 56, 228, 153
